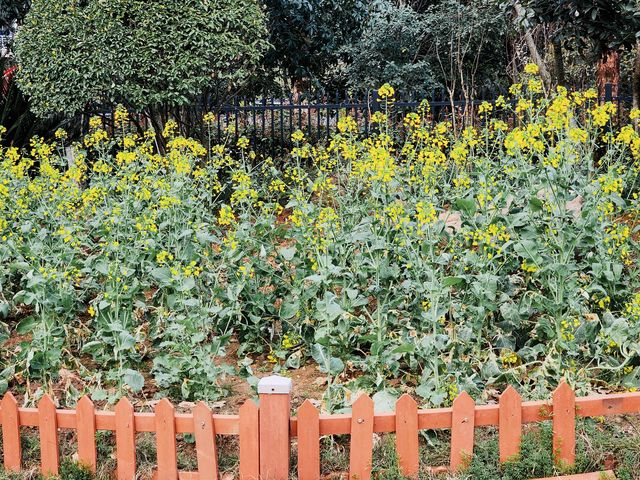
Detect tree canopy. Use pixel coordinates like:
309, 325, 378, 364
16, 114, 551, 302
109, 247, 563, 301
262, 0, 368, 90
0, 0, 30, 29
523, 0, 640, 51
15, 0, 269, 117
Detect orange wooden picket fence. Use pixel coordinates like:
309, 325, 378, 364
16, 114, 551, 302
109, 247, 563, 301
1, 376, 639, 479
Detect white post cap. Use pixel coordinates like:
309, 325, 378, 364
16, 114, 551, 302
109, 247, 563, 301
258, 375, 293, 394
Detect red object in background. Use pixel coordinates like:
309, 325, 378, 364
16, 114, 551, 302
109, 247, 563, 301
2, 65, 17, 96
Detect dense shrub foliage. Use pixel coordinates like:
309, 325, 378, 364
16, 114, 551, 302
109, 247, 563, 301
0, 68, 639, 407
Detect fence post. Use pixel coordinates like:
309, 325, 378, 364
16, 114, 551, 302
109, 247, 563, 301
258, 375, 292, 480
604, 83, 613, 103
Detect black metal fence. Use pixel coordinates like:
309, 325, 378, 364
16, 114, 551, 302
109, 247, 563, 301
93, 84, 631, 153
205, 84, 631, 149
207, 90, 493, 148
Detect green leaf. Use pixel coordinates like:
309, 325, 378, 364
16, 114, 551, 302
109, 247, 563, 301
392, 344, 415, 354
372, 390, 397, 412
17, 316, 37, 335
278, 246, 296, 261
528, 196, 544, 212
150, 267, 172, 284
442, 276, 466, 287
123, 369, 145, 392
454, 197, 476, 216
311, 343, 344, 376
280, 298, 300, 319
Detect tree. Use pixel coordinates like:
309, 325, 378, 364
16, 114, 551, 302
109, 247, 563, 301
424, 0, 509, 126
15, 0, 269, 126
261, 0, 368, 92
343, 0, 438, 96
0, 0, 30, 29
521, 0, 640, 97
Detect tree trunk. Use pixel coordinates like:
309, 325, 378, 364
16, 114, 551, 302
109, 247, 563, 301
513, 2, 552, 91
597, 48, 620, 101
632, 40, 640, 130
552, 38, 566, 88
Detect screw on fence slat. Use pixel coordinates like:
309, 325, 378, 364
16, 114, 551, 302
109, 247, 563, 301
155, 398, 178, 479
38, 395, 59, 476
2, 393, 21, 471
450, 391, 475, 472
194, 401, 219, 480
349, 394, 374, 480
553, 381, 576, 468
499, 386, 522, 462
395, 394, 419, 478
258, 375, 292, 480
115, 397, 136, 480
77, 396, 97, 472
239, 399, 260, 480
297, 400, 320, 480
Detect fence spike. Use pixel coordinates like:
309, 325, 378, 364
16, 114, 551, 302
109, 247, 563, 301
1, 392, 21, 471
77, 396, 97, 472
450, 391, 475, 472
349, 394, 374, 480
297, 400, 320, 480
395, 394, 419, 478
499, 386, 522, 462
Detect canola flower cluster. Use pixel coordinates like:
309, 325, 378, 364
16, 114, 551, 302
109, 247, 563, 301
0, 66, 639, 406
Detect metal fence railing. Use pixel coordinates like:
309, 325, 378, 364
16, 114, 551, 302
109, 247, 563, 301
202, 84, 631, 149
207, 91, 497, 147
87, 83, 634, 154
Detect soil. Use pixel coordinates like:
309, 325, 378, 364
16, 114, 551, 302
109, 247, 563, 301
216, 338, 327, 414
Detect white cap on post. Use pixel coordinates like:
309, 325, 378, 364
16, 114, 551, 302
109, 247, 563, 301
258, 375, 292, 395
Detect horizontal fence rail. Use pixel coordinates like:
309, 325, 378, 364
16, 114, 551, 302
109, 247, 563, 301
1, 378, 639, 479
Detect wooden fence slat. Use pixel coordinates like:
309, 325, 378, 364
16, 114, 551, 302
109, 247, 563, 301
499, 386, 522, 462
193, 402, 219, 480
77, 396, 97, 472
239, 399, 259, 480
1, 393, 21, 471
349, 394, 374, 480
297, 400, 320, 480
553, 382, 576, 468
115, 397, 136, 480
258, 380, 291, 480
395, 394, 419, 478
38, 395, 60, 476
155, 399, 178, 480
450, 391, 475, 472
